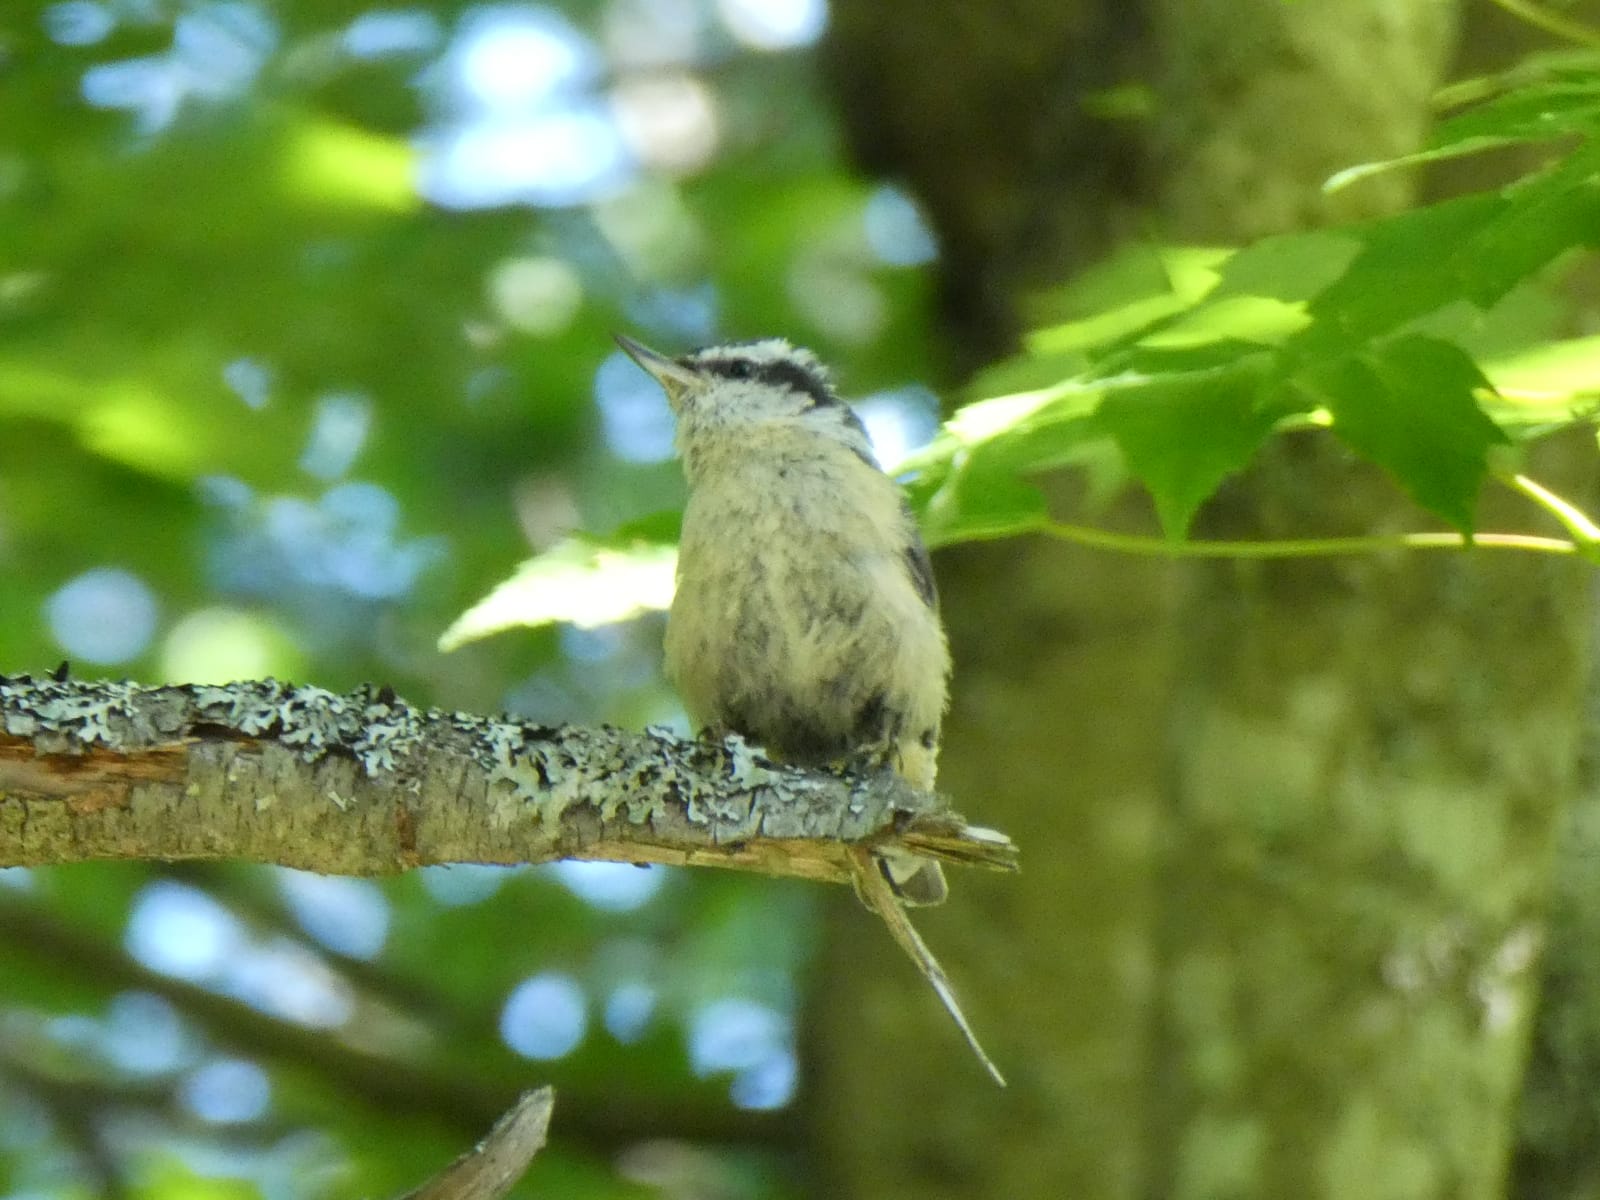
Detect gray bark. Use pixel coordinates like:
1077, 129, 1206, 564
814, 2, 1592, 1199
0, 675, 1013, 883
1161, 445, 1588, 1198
400, 1088, 553, 1200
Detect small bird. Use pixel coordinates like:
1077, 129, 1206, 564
616, 333, 951, 906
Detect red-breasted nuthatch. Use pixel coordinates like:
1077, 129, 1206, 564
617, 334, 950, 905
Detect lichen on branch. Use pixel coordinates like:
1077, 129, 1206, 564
0, 675, 1016, 885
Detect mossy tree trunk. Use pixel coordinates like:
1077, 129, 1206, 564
809, 2, 1593, 1197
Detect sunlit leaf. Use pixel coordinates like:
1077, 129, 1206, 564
281, 119, 419, 213
904, 381, 1111, 546
897, 383, 1101, 477
1211, 229, 1364, 303
965, 349, 1089, 400
1138, 296, 1310, 350
438, 539, 678, 648
1479, 335, 1600, 435
1483, 334, 1600, 401
917, 467, 1050, 548
1026, 244, 1229, 355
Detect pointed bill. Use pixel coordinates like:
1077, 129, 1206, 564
614, 333, 701, 407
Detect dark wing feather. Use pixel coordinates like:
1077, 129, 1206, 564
900, 506, 938, 608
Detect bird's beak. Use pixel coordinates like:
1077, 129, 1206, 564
614, 333, 700, 408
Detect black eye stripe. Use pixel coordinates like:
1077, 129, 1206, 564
690, 351, 874, 450
697, 356, 839, 408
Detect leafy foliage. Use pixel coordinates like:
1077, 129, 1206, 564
438, 535, 678, 650
925, 141, 1600, 546
463, 57, 1600, 640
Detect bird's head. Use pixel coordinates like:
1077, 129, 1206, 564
615, 334, 877, 468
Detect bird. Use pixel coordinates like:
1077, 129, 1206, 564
615, 332, 951, 906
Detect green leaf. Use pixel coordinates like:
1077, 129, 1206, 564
1309, 143, 1600, 353
898, 379, 1106, 479
1099, 362, 1278, 537
1024, 244, 1229, 356
437, 536, 678, 648
1306, 336, 1509, 533
1457, 141, 1600, 309
915, 466, 1051, 548
1211, 229, 1365, 304
1483, 333, 1600, 403
1301, 193, 1507, 348
1479, 334, 1600, 436
1138, 296, 1310, 350
965, 348, 1090, 401
1327, 54, 1600, 189
903, 380, 1112, 545
1431, 70, 1600, 148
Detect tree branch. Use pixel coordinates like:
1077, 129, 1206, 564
399, 1088, 554, 1200
0, 676, 1017, 884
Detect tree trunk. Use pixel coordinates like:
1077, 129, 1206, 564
1159, 442, 1587, 1198
809, 2, 1592, 1197
808, 510, 1182, 1199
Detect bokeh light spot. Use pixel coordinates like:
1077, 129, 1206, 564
787, 258, 884, 344
489, 256, 584, 335
602, 0, 705, 67
855, 386, 942, 472
197, 474, 254, 510
44, 2, 115, 46
730, 1047, 798, 1109
221, 938, 354, 1028
549, 861, 665, 911
103, 992, 193, 1075
275, 870, 391, 960
452, 5, 598, 110
47, 567, 158, 664
595, 350, 678, 462
420, 863, 514, 906
689, 997, 798, 1110
864, 184, 938, 266
610, 73, 719, 172
604, 982, 658, 1043
343, 9, 442, 59
181, 1058, 271, 1124
716, 0, 827, 49
300, 391, 372, 480
419, 105, 632, 209
125, 881, 245, 982
594, 181, 703, 281
161, 607, 301, 685
223, 356, 272, 409
501, 972, 588, 1059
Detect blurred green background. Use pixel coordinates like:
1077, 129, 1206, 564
0, 1, 937, 1195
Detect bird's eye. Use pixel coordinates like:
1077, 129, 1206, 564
724, 361, 754, 380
